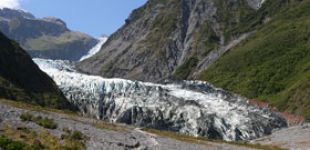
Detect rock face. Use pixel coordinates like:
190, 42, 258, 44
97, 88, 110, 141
35, 58, 287, 141
0, 8, 98, 61
78, 0, 266, 82
0, 32, 73, 110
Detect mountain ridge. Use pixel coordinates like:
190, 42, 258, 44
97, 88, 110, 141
78, 0, 310, 119
0, 31, 74, 110
77, 0, 266, 81
0, 8, 98, 61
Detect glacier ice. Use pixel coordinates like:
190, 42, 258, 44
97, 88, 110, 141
79, 36, 108, 61
33, 58, 287, 141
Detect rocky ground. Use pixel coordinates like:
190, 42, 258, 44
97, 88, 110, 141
0, 100, 256, 150
1, 100, 309, 150
252, 123, 310, 150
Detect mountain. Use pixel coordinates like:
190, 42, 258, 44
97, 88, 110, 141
198, 0, 310, 119
78, 0, 310, 119
0, 8, 98, 61
34, 58, 286, 141
78, 0, 266, 81
0, 32, 74, 110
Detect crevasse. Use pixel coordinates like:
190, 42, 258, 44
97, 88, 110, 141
33, 58, 287, 141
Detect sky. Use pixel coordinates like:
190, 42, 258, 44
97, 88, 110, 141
0, 0, 147, 37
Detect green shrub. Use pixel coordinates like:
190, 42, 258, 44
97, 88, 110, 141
199, 0, 310, 119
20, 113, 57, 129
0, 135, 32, 150
174, 57, 199, 79
61, 129, 86, 150
35, 117, 57, 129
20, 113, 33, 122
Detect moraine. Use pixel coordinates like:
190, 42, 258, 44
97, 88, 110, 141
33, 58, 287, 141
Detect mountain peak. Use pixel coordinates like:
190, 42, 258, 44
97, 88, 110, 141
42, 17, 67, 27
0, 8, 35, 19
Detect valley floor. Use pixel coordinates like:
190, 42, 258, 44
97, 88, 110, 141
0, 99, 252, 150
0, 99, 306, 150
252, 123, 310, 150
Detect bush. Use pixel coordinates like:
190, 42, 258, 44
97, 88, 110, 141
61, 129, 86, 150
61, 129, 85, 141
0, 135, 31, 150
70, 131, 84, 140
20, 113, 33, 122
36, 117, 57, 129
20, 113, 57, 129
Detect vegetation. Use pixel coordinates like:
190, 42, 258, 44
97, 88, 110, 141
24, 32, 94, 51
143, 128, 287, 150
61, 128, 87, 150
141, 0, 180, 57
92, 120, 130, 132
20, 113, 58, 129
0, 32, 75, 111
199, 0, 310, 119
174, 57, 199, 79
0, 135, 35, 150
1, 125, 86, 150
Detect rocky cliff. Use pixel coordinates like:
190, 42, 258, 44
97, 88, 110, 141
35, 58, 287, 141
78, 0, 266, 81
0, 8, 98, 61
0, 32, 73, 110
78, 0, 310, 119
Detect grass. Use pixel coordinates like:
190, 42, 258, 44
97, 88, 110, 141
20, 113, 57, 129
143, 128, 288, 150
173, 57, 199, 79
0, 99, 76, 116
198, 0, 310, 119
140, 0, 180, 56
92, 120, 130, 132
24, 31, 94, 51
1, 99, 129, 132
61, 128, 87, 150
0, 135, 36, 150
0, 124, 86, 150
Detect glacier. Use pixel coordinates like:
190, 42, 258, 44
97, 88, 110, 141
33, 58, 287, 141
79, 36, 108, 61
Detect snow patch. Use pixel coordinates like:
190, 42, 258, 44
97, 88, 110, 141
80, 37, 108, 61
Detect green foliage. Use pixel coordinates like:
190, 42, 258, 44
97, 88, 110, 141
210, 0, 256, 41
24, 32, 93, 51
199, 0, 310, 119
0, 135, 34, 150
20, 113, 58, 129
142, 0, 180, 56
143, 128, 287, 150
61, 129, 86, 150
174, 57, 199, 79
192, 21, 220, 57
20, 113, 33, 122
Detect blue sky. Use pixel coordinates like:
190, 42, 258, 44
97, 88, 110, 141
20, 0, 147, 37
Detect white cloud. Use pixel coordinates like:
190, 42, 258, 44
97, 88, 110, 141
0, 0, 21, 9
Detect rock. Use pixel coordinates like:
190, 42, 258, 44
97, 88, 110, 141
77, 0, 266, 82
